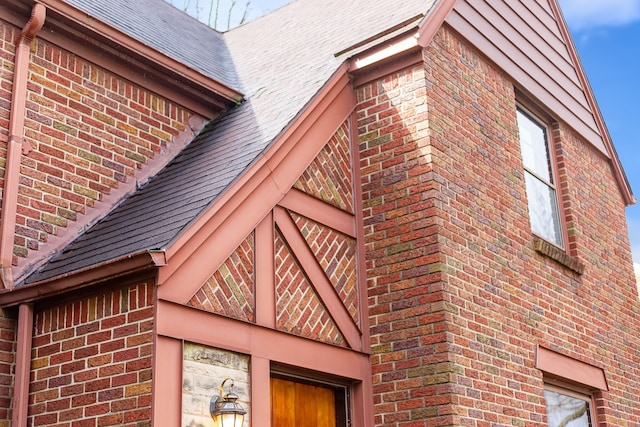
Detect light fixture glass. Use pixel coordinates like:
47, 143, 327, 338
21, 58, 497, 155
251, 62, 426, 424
210, 378, 246, 427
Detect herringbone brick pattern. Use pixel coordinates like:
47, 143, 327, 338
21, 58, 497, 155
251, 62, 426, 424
294, 122, 354, 213
291, 212, 360, 327
274, 229, 345, 347
188, 233, 255, 322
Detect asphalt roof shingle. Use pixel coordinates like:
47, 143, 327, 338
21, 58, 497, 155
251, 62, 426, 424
24, 0, 435, 284
63, 0, 240, 90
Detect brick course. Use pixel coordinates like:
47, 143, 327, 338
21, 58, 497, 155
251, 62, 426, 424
359, 26, 639, 426
29, 282, 154, 426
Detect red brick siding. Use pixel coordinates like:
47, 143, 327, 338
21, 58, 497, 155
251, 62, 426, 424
357, 62, 452, 426
359, 25, 639, 426
552, 121, 639, 424
30, 282, 154, 426
0, 310, 15, 427
294, 121, 355, 213
292, 211, 360, 327
0, 21, 17, 143
0, 18, 198, 265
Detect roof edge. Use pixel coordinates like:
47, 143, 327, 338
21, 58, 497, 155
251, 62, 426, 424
1, 250, 166, 307
35, 0, 244, 105
156, 65, 356, 300
416, 0, 458, 47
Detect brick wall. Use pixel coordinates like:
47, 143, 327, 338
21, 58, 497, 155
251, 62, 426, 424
0, 20, 17, 143
359, 26, 639, 426
357, 62, 451, 425
0, 17, 203, 271
29, 282, 154, 426
0, 310, 15, 427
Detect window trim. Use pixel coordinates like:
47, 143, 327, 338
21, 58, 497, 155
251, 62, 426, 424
516, 104, 569, 251
536, 346, 607, 427
535, 345, 608, 391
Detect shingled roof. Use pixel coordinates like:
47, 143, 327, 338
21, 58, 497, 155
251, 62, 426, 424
23, 0, 436, 284
63, 0, 240, 90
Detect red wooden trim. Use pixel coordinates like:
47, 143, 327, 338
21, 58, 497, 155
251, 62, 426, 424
351, 375, 375, 427
349, 113, 371, 350
12, 303, 33, 426
156, 300, 371, 381
255, 213, 276, 329
548, 0, 635, 206
350, 48, 423, 88
535, 345, 608, 391
274, 207, 362, 351
416, 0, 457, 47
262, 67, 353, 171
158, 169, 282, 303
157, 68, 356, 302
152, 335, 183, 426
279, 189, 356, 238
0, 251, 164, 307
251, 356, 271, 427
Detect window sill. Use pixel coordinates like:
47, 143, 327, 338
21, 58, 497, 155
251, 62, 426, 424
533, 237, 585, 274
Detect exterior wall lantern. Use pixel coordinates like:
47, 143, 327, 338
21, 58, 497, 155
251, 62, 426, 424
210, 378, 246, 427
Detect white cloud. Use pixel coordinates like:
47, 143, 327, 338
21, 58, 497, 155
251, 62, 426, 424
558, 0, 640, 31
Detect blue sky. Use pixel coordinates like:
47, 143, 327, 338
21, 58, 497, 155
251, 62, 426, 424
558, 0, 640, 266
168, 0, 640, 266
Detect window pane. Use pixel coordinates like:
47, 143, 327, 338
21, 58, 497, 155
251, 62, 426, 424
517, 110, 552, 182
525, 172, 563, 247
544, 389, 592, 427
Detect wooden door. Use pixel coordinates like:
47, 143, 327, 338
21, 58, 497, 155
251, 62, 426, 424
271, 377, 337, 427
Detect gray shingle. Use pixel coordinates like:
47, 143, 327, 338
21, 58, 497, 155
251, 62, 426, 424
24, 0, 435, 284
63, 0, 240, 90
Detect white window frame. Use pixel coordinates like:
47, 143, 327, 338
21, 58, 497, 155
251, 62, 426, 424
516, 106, 566, 249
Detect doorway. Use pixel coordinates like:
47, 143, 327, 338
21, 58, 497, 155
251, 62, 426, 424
271, 376, 347, 427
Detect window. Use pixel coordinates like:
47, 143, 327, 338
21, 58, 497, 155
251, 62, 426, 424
536, 347, 606, 427
517, 108, 563, 247
544, 384, 594, 427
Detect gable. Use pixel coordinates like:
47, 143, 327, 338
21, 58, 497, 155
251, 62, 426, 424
155, 70, 355, 299
446, 1, 602, 151
441, 0, 634, 205
162, 114, 364, 351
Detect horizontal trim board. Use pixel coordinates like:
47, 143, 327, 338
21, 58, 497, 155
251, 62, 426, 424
536, 345, 608, 391
156, 300, 371, 380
